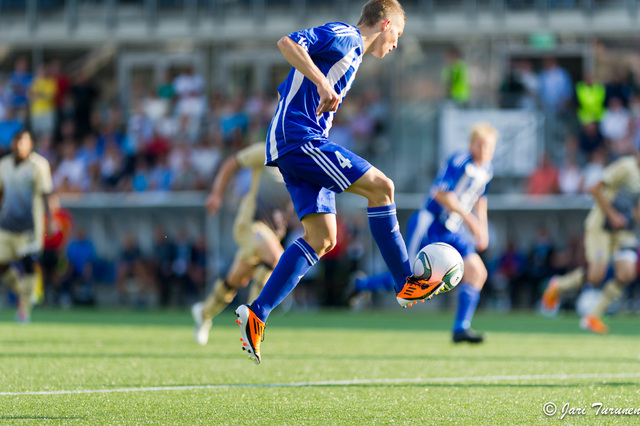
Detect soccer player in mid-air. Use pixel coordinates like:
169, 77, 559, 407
349, 123, 498, 343
541, 151, 640, 334
0, 130, 53, 323
234, 0, 440, 364
191, 142, 292, 345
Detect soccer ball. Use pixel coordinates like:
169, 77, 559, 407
413, 243, 464, 293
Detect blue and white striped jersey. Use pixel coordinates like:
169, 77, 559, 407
266, 22, 364, 165
425, 151, 493, 233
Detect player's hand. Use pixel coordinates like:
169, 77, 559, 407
316, 81, 340, 116
205, 193, 222, 215
607, 210, 628, 230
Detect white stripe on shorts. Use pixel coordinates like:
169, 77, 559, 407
301, 143, 350, 191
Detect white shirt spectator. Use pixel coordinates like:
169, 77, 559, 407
600, 107, 631, 142
54, 157, 86, 191
190, 143, 221, 181
558, 161, 582, 195
173, 71, 204, 99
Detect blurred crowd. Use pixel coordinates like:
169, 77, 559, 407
2, 48, 639, 312
495, 57, 640, 195
0, 57, 388, 196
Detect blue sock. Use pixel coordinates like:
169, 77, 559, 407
367, 204, 412, 293
251, 238, 318, 322
355, 272, 395, 292
453, 283, 480, 333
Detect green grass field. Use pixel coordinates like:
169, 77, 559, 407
0, 308, 638, 424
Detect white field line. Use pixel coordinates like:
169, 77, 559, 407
1, 372, 640, 397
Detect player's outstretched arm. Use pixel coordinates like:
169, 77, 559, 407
589, 181, 627, 230
434, 190, 482, 238
277, 36, 340, 116
205, 155, 240, 215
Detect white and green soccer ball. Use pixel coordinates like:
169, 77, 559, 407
412, 242, 464, 293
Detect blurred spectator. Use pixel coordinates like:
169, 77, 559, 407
575, 72, 606, 126
53, 142, 86, 192
605, 69, 632, 108
10, 56, 32, 109
527, 154, 559, 195
630, 94, 640, 151
220, 94, 249, 145
171, 230, 195, 304
499, 62, 526, 109
157, 70, 175, 100
173, 66, 205, 142
494, 240, 526, 309
0, 107, 24, 154
150, 227, 174, 307
558, 136, 582, 194
578, 121, 605, 157
116, 233, 155, 304
538, 57, 572, 114
145, 129, 171, 161
581, 146, 607, 192
77, 134, 101, 169
55, 96, 76, 143
514, 60, 539, 110
600, 97, 633, 157
188, 236, 207, 299
50, 60, 70, 112
36, 133, 57, 165
441, 47, 470, 106
190, 131, 222, 183
131, 156, 151, 192
71, 70, 99, 140
0, 73, 14, 120
100, 142, 126, 190
41, 195, 73, 306
148, 155, 173, 191
29, 63, 57, 138
142, 90, 169, 125
63, 227, 97, 307
524, 227, 555, 305
126, 102, 154, 154
328, 113, 354, 152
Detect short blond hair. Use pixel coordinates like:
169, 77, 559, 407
470, 123, 498, 145
357, 0, 405, 27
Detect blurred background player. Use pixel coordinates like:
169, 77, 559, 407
350, 123, 497, 343
191, 141, 292, 345
234, 0, 443, 365
541, 151, 640, 334
0, 130, 53, 322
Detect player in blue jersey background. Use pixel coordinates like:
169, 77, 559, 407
234, 0, 443, 365
349, 123, 498, 343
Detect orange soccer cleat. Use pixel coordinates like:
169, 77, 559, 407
580, 315, 610, 335
234, 304, 265, 364
396, 276, 445, 308
541, 276, 560, 316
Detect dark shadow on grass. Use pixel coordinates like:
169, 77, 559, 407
0, 416, 84, 420
1, 310, 639, 336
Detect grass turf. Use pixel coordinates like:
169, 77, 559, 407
0, 308, 638, 424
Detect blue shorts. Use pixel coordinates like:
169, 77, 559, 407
405, 209, 476, 260
274, 140, 372, 220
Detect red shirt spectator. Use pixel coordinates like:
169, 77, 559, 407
527, 155, 559, 195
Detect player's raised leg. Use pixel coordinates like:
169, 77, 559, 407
347, 167, 414, 294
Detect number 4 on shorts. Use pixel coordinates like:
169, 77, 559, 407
335, 151, 352, 169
